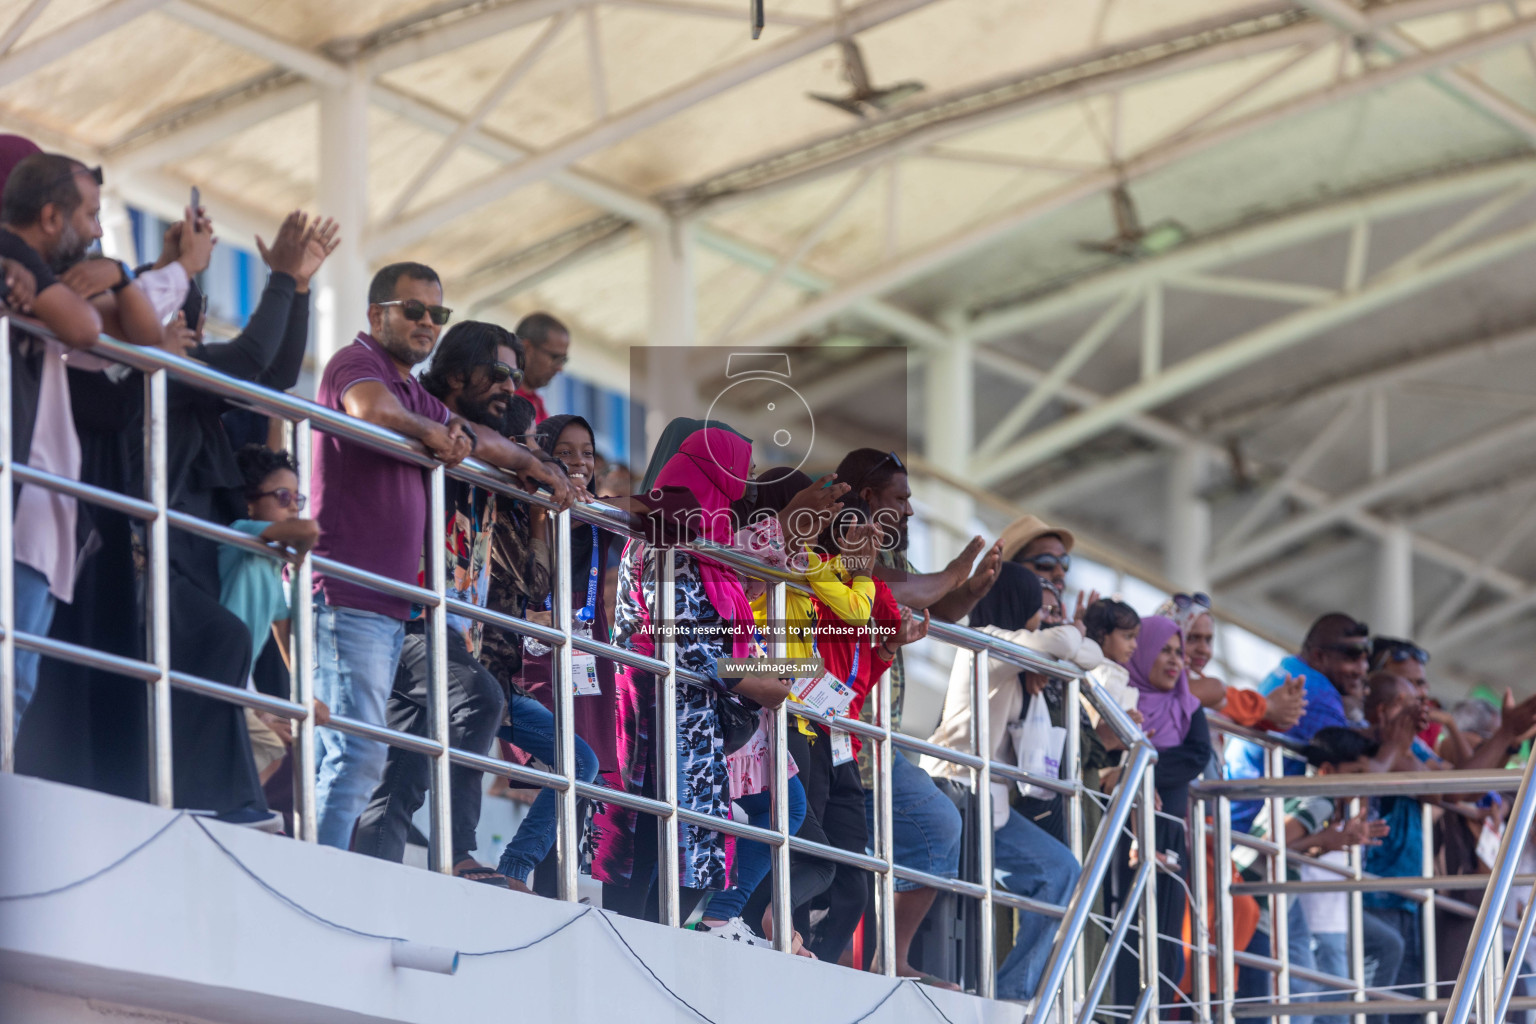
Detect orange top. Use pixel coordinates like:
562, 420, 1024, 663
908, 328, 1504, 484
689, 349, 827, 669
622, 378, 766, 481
1222, 685, 1269, 729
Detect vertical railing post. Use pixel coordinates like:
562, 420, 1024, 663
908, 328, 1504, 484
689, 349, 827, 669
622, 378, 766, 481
1140, 767, 1161, 1024
144, 368, 172, 807
1493, 875, 1536, 1024
554, 508, 578, 900
1193, 795, 1212, 1024
973, 648, 994, 999
655, 547, 680, 927
1066, 674, 1085, 1003
1421, 800, 1438, 1024
1441, 749, 1536, 1024
1269, 745, 1290, 1024
289, 418, 317, 841
0, 317, 14, 769
876, 637, 896, 976
1348, 796, 1366, 1024
766, 579, 791, 953
425, 464, 452, 874
1215, 794, 1236, 1024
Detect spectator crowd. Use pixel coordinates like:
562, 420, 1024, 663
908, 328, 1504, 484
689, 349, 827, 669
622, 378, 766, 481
7, 137, 1536, 1017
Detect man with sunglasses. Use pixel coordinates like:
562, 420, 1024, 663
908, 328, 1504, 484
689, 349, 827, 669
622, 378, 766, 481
1369, 638, 1454, 757
513, 311, 570, 425
309, 262, 576, 852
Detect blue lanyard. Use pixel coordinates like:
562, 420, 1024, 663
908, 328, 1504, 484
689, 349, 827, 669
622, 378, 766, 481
810, 630, 860, 687
543, 525, 600, 622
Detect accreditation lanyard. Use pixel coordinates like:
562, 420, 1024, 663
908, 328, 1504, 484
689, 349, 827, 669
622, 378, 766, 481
542, 525, 601, 622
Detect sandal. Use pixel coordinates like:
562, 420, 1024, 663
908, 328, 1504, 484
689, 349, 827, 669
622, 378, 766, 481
454, 862, 511, 888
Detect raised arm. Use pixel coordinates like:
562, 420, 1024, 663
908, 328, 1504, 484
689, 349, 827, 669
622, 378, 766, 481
258, 217, 336, 391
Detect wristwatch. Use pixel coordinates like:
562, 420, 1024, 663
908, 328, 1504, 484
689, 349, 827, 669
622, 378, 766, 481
109, 259, 133, 293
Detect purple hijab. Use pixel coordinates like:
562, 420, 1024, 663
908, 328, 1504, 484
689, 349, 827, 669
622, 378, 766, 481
1128, 615, 1200, 749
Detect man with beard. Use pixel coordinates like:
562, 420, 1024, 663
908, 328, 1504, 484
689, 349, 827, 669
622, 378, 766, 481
832, 447, 1001, 983
352, 322, 596, 885
1, 153, 148, 739
309, 265, 575, 851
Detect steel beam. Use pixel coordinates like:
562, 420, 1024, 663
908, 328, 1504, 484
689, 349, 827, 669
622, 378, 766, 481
162, 0, 348, 87
365, 0, 940, 258
0, 0, 168, 89
362, 0, 580, 77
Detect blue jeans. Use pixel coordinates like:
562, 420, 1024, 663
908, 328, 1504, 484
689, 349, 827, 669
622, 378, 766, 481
995, 807, 1081, 1000
313, 600, 406, 850
706, 776, 808, 921
12, 561, 55, 739
496, 690, 599, 883
1313, 931, 1349, 1024
1288, 900, 1319, 1024
864, 749, 962, 892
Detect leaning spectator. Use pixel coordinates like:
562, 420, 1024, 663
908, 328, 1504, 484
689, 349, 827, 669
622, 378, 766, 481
835, 447, 1000, 981
1227, 613, 1372, 834
223, 444, 325, 784
591, 428, 792, 921
1, 152, 104, 737
924, 565, 1084, 1001
352, 321, 589, 888
1370, 637, 1466, 761
1156, 592, 1306, 733
513, 311, 570, 424
309, 263, 573, 851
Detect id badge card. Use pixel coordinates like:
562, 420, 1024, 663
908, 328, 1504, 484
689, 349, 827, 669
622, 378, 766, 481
790, 672, 857, 718
1477, 819, 1503, 868
830, 728, 855, 766
572, 654, 601, 696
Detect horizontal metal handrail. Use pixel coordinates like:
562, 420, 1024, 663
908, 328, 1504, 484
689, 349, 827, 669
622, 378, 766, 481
1208, 714, 1310, 755
1194, 768, 1524, 800
1233, 874, 1536, 895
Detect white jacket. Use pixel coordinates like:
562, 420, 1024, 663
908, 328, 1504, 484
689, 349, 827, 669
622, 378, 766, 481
920, 624, 1102, 828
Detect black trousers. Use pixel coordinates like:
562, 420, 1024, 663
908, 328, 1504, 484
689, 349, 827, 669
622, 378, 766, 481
786, 725, 869, 963
354, 633, 506, 865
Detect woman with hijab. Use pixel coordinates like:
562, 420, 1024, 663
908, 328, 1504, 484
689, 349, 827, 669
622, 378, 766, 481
1155, 593, 1307, 734
1111, 614, 1212, 1012
638, 416, 752, 494
589, 427, 793, 921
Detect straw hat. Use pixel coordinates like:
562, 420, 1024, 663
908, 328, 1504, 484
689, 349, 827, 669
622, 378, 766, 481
998, 514, 1075, 564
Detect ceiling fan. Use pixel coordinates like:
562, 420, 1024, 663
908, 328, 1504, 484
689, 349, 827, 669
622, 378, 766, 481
808, 39, 925, 117
1079, 184, 1188, 259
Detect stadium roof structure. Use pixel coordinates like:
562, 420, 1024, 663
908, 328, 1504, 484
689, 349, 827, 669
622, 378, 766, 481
10, 0, 1536, 693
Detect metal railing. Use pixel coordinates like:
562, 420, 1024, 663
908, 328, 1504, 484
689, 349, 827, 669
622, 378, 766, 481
1197, 718, 1536, 1024
0, 316, 1162, 1013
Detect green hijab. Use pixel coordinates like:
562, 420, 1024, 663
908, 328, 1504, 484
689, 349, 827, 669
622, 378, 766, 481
638, 416, 752, 494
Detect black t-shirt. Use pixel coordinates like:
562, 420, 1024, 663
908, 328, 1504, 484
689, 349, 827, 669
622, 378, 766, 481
0, 227, 59, 296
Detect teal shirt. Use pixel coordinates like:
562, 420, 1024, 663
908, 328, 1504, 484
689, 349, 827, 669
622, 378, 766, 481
218, 519, 289, 664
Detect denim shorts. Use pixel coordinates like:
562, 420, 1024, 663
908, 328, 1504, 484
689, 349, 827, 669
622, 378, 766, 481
864, 749, 963, 892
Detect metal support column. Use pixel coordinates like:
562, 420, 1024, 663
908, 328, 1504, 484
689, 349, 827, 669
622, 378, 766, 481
290, 418, 318, 841
1216, 795, 1237, 1024
1193, 796, 1212, 1024
1166, 444, 1212, 593
1375, 523, 1414, 640
425, 465, 452, 875
317, 67, 370, 368
648, 218, 696, 348
1066, 675, 1085, 1005
144, 369, 172, 807
1421, 801, 1438, 1024
554, 509, 579, 900
1349, 797, 1366, 1024
1269, 746, 1291, 1024
1141, 768, 1161, 1024
876, 639, 897, 976
923, 327, 975, 573
767, 580, 792, 952
654, 547, 681, 926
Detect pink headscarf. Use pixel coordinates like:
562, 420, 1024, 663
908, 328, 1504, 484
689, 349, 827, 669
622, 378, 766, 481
1128, 615, 1201, 749
651, 428, 757, 660
0, 135, 40, 196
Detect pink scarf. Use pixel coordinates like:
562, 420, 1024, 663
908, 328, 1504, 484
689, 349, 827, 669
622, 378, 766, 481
639, 428, 757, 660
1128, 615, 1202, 749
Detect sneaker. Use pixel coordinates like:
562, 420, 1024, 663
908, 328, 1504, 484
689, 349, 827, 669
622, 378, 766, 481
213, 807, 284, 833
696, 917, 767, 946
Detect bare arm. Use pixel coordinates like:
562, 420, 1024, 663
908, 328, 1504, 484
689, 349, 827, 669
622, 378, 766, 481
29, 281, 101, 348
341, 380, 470, 464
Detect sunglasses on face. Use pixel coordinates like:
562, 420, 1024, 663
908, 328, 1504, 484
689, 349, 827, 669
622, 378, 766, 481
1323, 642, 1371, 659
478, 360, 523, 386
853, 450, 907, 493
1173, 592, 1212, 610
375, 299, 453, 326
249, 487, 306, 511
1025, 553, 1071, 572
1382, 644, 1430, 666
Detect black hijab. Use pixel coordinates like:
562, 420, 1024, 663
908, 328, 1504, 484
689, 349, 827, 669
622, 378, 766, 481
536, 414, 600, 600
742, 465, 812, 520
968, 561, 1043, 631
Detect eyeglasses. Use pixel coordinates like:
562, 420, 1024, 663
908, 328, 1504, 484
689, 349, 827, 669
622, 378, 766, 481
1322, 642, 1371, 659
532, 341, 569, 367
1024, 552, 1072, 572
1378, 642, 1430, 666
853, 450, 907, 492
374, 299, 453, 326
478, 360, 523, 386
1172, 592, 1212, 610
248, 487, 307, 511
